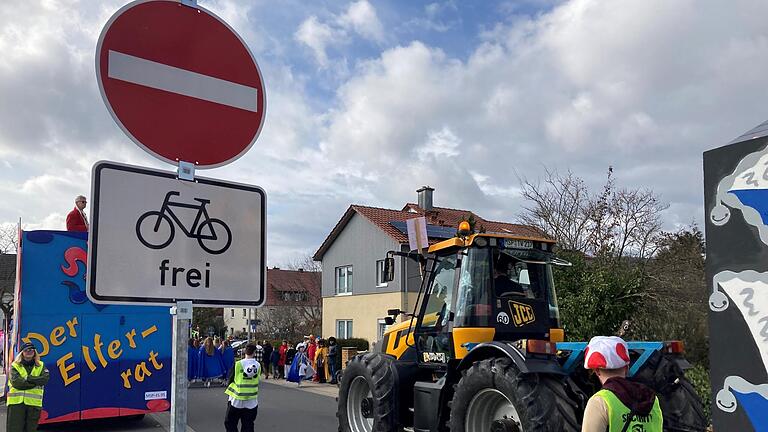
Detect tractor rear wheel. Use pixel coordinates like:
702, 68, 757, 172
448, 357, 579, 432
632, 352, 707, 431
337, 352, 397, 432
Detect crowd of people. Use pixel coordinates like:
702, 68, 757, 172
259, 335, 338, 387
187, 336, 236, 386
186, 334, 339, 388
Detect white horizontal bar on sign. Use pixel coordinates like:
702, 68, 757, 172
107, 50, 258, 112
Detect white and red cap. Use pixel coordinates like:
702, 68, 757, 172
583, 336, 630, 370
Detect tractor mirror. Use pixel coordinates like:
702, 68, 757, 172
384, 316, 395, 325
383, 257, 395, 282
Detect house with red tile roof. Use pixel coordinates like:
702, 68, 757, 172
224, 267, 320, 340
313, 186, 544, 343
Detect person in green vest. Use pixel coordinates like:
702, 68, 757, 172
224, 343, 261, 432
7, 341, 50, 432
582, 336, 663, 432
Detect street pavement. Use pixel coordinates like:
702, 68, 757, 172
187, 378, 339, 431
0, 378, 339, 432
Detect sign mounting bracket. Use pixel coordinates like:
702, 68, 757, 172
177, 160, 195, 181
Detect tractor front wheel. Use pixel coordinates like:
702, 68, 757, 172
337, 352, 397, 432
449, 357, 579, 432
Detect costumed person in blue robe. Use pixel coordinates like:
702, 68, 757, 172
286, 343, 312, 387
198, 336, 226, 387
220, 339, 235, 379
187, 338, 199, 381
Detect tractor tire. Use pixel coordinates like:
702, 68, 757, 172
448, 357, 579, 432
633, 351, 707, 432
337, 352, 397, 432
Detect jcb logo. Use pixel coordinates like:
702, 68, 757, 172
508, 301, 535, 327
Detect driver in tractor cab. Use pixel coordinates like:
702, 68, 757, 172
493, 252, 526, 297
582, 336, 663, 432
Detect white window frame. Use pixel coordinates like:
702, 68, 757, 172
336, 265, 353, 295
377, 319, 387, 341
336, 319, 353, 339
376, 260, 388, 287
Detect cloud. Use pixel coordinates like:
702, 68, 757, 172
317, 0, 768, 227
294, 0, 385, 67
294, 16, 339, 67
338, 0, 385, 43
416, 127, 461, 161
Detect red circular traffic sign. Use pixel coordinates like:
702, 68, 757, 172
96, 0, 266, 168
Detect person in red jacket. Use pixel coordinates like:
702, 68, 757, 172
278, 340, 288, 379
66, 195, 89, 232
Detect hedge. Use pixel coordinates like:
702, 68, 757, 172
686, 363, 712, 424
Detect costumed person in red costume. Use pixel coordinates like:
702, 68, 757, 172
66, 195, 89, 232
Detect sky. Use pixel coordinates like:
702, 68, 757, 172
1, 0, 768, 266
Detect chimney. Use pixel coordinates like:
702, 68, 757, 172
417, 186, 434, 211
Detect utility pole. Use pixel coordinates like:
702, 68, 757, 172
247, 307, 251, 342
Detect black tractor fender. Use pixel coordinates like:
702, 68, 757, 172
457, 341, 565, 376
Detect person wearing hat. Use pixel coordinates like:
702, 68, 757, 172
224, 343, 261, 432
582, 336, 662, 432
7, 342, 50, 432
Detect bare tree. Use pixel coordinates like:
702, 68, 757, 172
0, 223, 19, 320
284, 255, 323, 335
518, 168, 595, 252
0, 224, 18, 254
518, 167, 667, 259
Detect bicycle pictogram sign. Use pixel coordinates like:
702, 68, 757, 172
136, 191, 232, 254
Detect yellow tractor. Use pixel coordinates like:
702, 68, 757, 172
337, 223, 705, 432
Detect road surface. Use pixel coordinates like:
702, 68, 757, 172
1, 379, 338, 431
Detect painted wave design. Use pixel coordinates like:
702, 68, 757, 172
710, 271, 768, 430
730, 189, 768, 225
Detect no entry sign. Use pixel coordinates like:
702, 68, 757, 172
96, 0, 266, 168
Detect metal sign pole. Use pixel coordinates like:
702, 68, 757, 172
170, 301, 193, 432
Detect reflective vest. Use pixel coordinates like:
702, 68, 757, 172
596, 388, 663, 432
7, 362, 45, 407
225, 360, 259, 401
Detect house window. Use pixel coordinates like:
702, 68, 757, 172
376, 260, 388, 287
336, 265, 353, 294
336, 320, 353, 339
242, 308, 247, 318
377, 319, 387, 341
230, 309, 234, 318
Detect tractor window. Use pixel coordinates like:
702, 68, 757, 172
494, 250, 547, 300
455, 247, 492, 327
419, 254, 457, 330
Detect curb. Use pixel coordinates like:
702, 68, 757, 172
263, 377, 339, 399
149, 412, 199, 432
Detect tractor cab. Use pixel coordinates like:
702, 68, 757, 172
383, 232, 567, 368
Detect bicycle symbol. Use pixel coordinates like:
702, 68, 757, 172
136, 191, 232, 255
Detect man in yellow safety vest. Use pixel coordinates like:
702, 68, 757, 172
581, 336, 663, 432
7, 341, 50, 432
224, 343, 261, 432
